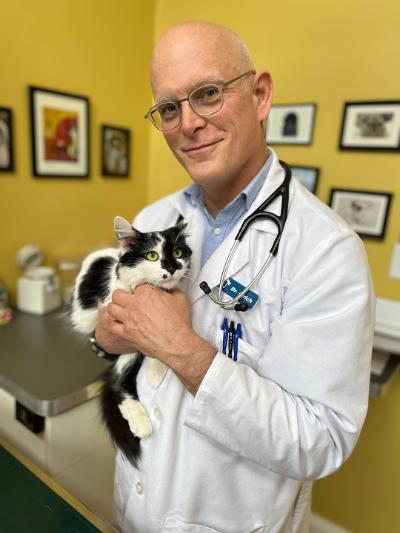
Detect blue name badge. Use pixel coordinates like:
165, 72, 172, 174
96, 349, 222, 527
221, 277, 259, 310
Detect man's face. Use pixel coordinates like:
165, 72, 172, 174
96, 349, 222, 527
151, 39, 267, 193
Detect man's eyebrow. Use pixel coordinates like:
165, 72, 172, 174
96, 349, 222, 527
156, 77, 224, 104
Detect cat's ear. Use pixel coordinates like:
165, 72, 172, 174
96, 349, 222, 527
114, 216, 139, 252
176, 215, 192, 234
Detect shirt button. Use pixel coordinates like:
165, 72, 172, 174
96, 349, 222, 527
154, 406, 161, 420
136, 481, 143, 495
214, 227, 221, 235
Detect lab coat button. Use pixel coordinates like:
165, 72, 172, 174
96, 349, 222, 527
214, 227, 222, 235
154, 406, 161, 420
136, 481, 143, 495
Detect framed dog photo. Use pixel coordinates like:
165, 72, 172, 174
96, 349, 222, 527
339, 101, 400, 151
266, 104, 316, 145
29, 86, 90, 177
0, 107, 14, 172
329, 188, 392, 239
291, 165, 320, 194
101, 125, 130, 177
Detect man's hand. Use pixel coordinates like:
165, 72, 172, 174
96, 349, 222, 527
107, 285, 217, 395
95, 305, 137, 355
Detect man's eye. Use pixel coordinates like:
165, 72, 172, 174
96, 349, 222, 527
194, 86, 219, 102
159, 103, 178, 118
173, 248, 183, 259
145, 251, 159, 261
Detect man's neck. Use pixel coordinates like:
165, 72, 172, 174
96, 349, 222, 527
203, 150, 270, 218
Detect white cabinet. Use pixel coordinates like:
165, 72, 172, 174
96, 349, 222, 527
0, 387, 116, 526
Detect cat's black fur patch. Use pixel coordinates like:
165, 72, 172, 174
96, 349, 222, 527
119, 232, 161, 268
100, 353, 145, 467
78, 256, 115, 309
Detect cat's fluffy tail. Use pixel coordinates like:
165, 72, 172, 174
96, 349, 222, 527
100, 353, 145, 467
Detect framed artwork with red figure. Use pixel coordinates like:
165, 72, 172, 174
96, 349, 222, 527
29, 87, 89, 177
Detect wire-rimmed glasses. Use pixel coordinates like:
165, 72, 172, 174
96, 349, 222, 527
145, 69, 255, 131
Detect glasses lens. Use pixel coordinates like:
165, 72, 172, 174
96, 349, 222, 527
190, 85, 222, 116
151, 102, 180, 130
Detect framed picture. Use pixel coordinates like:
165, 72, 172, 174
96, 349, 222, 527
0, 107, 14, 172
329, 188, 392, 239
101, 125, 130, 177
339, 101, 400, 151
291, 165, 320, 194
266, 104, 316, 145
29, 86, 89, 177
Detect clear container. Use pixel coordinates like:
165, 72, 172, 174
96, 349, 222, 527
57, 257, 82, 304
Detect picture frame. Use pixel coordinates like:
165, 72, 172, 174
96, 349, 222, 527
0, 107, 14, 172
339, 101, 400, 151
266, 104, 316, 145
291, 165, 320, 194
329, 188, 392, 239
29, 86, 90, 177
101, 125, 130, 177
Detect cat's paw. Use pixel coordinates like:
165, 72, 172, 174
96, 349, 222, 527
146, 358, 168, 388
119, 398, 153, 438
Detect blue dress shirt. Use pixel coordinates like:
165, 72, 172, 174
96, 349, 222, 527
184, 153, 272, 267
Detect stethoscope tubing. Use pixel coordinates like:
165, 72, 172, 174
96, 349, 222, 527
200, 161, 292, 311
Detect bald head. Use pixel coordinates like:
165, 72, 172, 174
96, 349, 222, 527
151, 22, 254, 92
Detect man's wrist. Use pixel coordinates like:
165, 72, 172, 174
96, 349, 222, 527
88, 333, 119, 362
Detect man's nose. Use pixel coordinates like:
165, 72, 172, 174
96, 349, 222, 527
180, 101, 207, 134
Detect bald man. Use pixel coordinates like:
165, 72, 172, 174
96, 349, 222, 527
95, 21, 374, 533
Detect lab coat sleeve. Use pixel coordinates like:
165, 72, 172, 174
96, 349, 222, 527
184, 231, 375, 480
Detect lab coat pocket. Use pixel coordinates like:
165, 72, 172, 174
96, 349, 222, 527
161, 515, 265, 533
213, 327, 263, 370
160, 515, 222, 533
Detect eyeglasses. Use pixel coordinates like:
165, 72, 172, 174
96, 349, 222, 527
145, 69, 255, 131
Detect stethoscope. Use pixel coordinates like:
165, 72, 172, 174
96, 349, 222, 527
199, 160, 292, 312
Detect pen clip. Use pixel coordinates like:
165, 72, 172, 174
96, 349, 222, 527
233, 323, 242, 362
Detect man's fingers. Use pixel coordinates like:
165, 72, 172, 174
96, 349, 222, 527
111, 289, 132, 305
107, 302, 125, 322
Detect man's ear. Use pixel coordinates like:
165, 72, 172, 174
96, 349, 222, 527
253, 70, 273, 123
114, 216, 139, 252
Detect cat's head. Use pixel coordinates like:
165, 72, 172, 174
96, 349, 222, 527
114, 216, 192, 290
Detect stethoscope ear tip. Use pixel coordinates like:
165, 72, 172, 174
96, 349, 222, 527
234, 303, 248, 312
199, 281, 211, 295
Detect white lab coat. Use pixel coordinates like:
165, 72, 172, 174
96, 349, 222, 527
114, 150, 375, 533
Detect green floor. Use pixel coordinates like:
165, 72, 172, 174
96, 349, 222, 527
0, 445, 99, 532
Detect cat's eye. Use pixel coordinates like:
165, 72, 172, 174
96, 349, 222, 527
173, 248, 183, 259
145, 251, 159, 261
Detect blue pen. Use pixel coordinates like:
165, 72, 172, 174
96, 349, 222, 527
227, 321, 235, 358
221, 318, 228, 354
233, 323, 242, 362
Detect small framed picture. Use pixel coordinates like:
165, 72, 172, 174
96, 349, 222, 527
339, 101, 400, 151
266, 104, 316, 145
101, 125, 130, 177
0, 107, 14, 172
29, 86, 90, 177
291, 165, 320, 194
329, 188, 392, 239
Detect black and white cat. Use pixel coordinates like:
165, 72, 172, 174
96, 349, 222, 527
70, 216, 192, 465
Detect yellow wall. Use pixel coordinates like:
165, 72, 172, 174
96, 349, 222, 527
150, 1, 400, 532
0, 0, 155, 300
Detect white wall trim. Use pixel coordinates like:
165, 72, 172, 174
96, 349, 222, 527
310, 512, 351, 533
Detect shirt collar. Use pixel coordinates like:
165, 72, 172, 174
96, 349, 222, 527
184, 150, 272, 211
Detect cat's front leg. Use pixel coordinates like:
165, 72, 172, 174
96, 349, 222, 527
146, 357, 168, 388
118, 398, 153, 438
